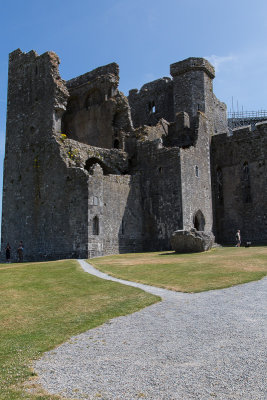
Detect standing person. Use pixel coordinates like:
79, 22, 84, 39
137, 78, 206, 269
17, 241, 24, 262
235, 230, 241, 247
5, 243, 11, 263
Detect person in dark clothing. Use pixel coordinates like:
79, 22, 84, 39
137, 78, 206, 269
5, 243, 11, 262
17, 241, 24, 262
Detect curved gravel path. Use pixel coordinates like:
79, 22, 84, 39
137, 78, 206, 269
33, 259, 267, 400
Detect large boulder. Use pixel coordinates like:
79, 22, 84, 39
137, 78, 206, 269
171, 229, 215, 253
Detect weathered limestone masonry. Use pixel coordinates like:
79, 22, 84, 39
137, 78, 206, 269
1, 49, 89, 260
128, 78, 174, 128
211, 123, 267, 244
1, 49, 266, 261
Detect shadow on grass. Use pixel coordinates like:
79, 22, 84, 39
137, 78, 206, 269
158, 251, 203, 256
158, 252, 178, 256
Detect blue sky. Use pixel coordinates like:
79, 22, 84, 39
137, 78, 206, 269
1, 0, 267, 232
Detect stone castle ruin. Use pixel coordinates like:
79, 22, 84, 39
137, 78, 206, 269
1, 49, 266, 260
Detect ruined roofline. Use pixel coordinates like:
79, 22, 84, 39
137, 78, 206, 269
141, 77, 172, 90
129, 77, 172, 96
9, 48, 60, 65
8, 50, 118, 90
128, 57, 215, 98
67, 62, 119, 90
170, 57, 215, 79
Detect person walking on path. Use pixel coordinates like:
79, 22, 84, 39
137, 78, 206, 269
235, 230, 241, 247
5, 243, 11, 262
17, 241, 24, 262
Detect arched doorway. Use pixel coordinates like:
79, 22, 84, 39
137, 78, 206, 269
193, 210, 205, 231
85, 157, 117, 175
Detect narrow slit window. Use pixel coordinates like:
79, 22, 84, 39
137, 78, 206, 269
242, 162, 252, 203
93, 216, 99, 235
216, 167, 223, 203
148, 101, 156, 114
121, 218, 125, 235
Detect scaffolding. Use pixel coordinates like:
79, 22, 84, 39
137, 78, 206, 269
228, 110, 267, 129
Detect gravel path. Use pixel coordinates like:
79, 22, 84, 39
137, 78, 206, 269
33, 259, 267, 400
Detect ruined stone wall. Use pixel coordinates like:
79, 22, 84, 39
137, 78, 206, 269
212, 94, 228, 134
128, 78, 174, 127
62, 64, 133, 150
1, 49, 90, 261
211, 123, 267, 244
87, 164, 143, 257
59, 137, 130, 175
128, 58, 225, 136
180, 112, 213, 232
135, 140, 183, 250
4, 49, 265, 261
1, 49, 145, 262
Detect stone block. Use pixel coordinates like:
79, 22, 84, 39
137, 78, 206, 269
170, 229, 215, 253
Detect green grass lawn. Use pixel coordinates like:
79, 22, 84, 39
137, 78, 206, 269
0, 260, 159, 400
89, 246, 267, 293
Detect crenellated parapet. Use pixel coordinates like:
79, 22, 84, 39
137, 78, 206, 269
6, 48, 69, 146
212, 121, 267, 151
170, 57, 215, 79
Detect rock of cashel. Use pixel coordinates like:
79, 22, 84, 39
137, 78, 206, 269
1, 49, 266, 260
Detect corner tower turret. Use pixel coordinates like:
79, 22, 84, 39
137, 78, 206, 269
170, 57, 215, 120
170, 58, 215, 233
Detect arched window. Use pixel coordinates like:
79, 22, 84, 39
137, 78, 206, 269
242, 162, 252, 203
193, 210, 205, 231
121, 218, 125, 235
93, 216, 99, 235
243, 162, 249, 181
66, 96, 79, 114
148, 101, 156, 114
85, 157, 117, 175
112, 112, 122, 129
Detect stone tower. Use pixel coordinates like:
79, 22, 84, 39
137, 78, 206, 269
169, 58, 216, 233
1, 49, 89, 260
170, 57, 215, 118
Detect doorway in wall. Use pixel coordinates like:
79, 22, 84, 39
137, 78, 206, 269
193, 210, 205, 231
